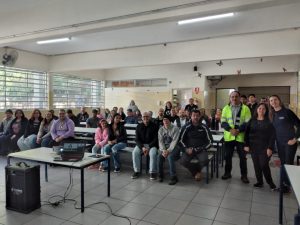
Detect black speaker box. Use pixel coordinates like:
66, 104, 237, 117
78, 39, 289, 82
5, 163, 41, 213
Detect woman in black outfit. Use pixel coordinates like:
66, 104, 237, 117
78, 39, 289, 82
244, 103, 277, 190
164, 101, 172, 117
269, 95, 300, 192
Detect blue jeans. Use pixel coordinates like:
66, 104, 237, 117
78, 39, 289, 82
91, 144, 102, 155
103, 142, 127, 169
158, 145, 181, 177
17, 134, 38, 151
41, 136, 53, 147
132, 146, 158, 173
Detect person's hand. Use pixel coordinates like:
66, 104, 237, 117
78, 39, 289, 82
186, 148, 193, 155
162, 150, 169, 158
244, 146, 250, 152
55, 136, 63, 142
230, 129, 239, 136
108, 141, 113, 145
267, 148, 272, 157
142, 147, 149, 155
287, 138, 297, 146
10, 135, 16, 140
36, 138, 41, 144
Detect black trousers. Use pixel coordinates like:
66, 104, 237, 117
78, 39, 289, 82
224, 141, 247, 177
180, 151, 208, 176
277, 141, 297, 186
251, 152, 274, 185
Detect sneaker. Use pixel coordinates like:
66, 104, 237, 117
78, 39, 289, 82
114, 168, 121, 173
194, 172, 202, 181
281, 185, 291, 194
101, 167, 108, 172
131, 172, 140, 179
269, 183, 277, 191
221, 174, 232, 180
168, 176, 178, 185
241, 176, 250, 184
150, 173, 157, 180
253, 182, 263, 188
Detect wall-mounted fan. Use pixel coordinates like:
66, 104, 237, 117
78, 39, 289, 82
2, 48, 18, 66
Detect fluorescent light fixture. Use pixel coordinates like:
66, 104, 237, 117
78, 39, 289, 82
37, 37, 71, 44
178, 12, 234, 25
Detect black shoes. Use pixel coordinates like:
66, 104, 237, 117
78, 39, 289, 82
253, 182, 263, 188
131, 172, 140, 179
168, 176, 178, 185
158, 176, 163, 182
221, 174, 232, 180
150, 173, 157, 180
241, 176, 250, 184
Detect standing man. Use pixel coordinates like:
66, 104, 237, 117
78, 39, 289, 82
158, 116, 180, 185
185, 98, 198, 112
180, 110, 213, 181
221, 91, 251, 183
247, 94, 258, 116
131, 112, 159, 180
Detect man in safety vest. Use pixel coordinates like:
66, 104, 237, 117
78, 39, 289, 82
221, 91, 251, 183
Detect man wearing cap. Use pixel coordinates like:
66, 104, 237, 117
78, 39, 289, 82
124, 109, 138, 124
158, 115, 180, 185
86, 109, 100, 128
131, 112, 159, 180
0, 109, 14, 136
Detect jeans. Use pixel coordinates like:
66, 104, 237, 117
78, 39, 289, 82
102, 142, 127, 169
180, 150, 208, 176
17, 134, 38, 151
91, 144, 102, 155
132, 146, 158, 173
224, 141, 247, 177
158, 145, 181, 177
41, 136, 53, 147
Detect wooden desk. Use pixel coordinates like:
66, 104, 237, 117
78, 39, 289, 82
7, 148, 110, 212
279, 165, 300, 225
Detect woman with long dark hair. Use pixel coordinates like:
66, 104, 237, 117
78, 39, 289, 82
17, 109, 43, 150
0, 109, 28, 154
102, 114, 127, 172
36, 111, 54, 147
244, 103, 276, 190
269, 95, 300, 192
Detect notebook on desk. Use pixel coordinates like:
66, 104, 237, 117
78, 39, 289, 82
53, 142, 85, 162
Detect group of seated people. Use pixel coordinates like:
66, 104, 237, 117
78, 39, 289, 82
0, 93, 299, 191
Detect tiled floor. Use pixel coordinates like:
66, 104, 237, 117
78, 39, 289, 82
0, 154, 298, 225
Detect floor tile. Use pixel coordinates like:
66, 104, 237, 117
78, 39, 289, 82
220, 197, 251, 212
166, 188, 196, 201
184, 202, 218, 220
192, 193, 223, 207
69, 208, 110, 225
100, 215, 139, 225
131, 193, 164, 206
111, 189, 140, 202
117, 202, 153, 220
156, 197, 189, 213
143, 208, 181, 225
250, 213, 283, 225
175, 214, 213, 225
89, 197, 128, 213
251, 202, 279, 218
23, 214, 66, 225
215, 208, 250, 225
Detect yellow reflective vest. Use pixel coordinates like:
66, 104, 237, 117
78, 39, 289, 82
221, 104, 251, 142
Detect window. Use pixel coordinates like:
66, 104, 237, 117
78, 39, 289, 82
0, 67, 48, 110
52, 74, 105, 109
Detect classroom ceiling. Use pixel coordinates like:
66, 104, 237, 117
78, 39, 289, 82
1, 0, 300, 56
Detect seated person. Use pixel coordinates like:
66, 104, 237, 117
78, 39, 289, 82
158, 116, 180, 185
131, 112, 159, 180
50, 109, 75, 147
124, 109, 138, 124
49, 109, 59, 120
36, 111, 55, 147
0, 109, 28, 155
86, 109, 100, 128
180, 110, 213, 181
17, 109, 43, 151
0, 109, 14, 135
89, 119, 109, 169
200, 108, 211, 127
155, 108, 164, 128
76, 106, 89, 123
67, 109, 80, 126
173, 109, 188, 129
102, 114, 127, 172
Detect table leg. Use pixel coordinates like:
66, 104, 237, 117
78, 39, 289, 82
107, 157, 110, 197
81, 168, 84, 213
7, 156, 11, 166
216, 143, 219, 178
45, 163, 48, 182
279, 165, 284, 224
